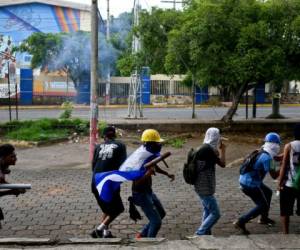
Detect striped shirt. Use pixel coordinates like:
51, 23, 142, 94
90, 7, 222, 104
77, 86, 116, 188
194, 144, 219, 196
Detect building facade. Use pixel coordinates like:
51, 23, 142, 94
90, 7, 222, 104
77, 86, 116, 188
0, 0, 104, 104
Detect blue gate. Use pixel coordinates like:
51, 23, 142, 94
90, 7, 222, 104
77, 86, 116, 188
20, 68, 33, 105
141, 67, 151, 105
195, 86, 209, 104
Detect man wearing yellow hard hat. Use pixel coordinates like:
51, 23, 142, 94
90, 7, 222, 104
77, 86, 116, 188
119, 129, 174, 238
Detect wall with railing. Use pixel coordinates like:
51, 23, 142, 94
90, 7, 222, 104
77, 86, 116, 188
3, 72, 300, 105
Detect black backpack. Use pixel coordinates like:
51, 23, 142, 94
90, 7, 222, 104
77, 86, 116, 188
239, 149, 266, 175
183, 145, 211, 185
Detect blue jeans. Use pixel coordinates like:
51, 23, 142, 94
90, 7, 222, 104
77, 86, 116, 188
132, 191, 166, 237
239, 183, 272, 224
196, 195, 221, 235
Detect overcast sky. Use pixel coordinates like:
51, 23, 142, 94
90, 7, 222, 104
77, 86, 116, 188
65, 0, 183, 18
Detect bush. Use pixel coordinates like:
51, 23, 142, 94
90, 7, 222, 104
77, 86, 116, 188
59, 101, 73, 119
1, 118, 89, 141
98, 121, 107, 136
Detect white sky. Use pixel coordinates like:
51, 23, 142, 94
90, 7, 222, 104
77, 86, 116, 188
65, 0, 183, 18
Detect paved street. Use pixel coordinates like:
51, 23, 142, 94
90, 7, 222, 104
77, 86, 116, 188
0, 106, 300, 122
1, 135, 299, 240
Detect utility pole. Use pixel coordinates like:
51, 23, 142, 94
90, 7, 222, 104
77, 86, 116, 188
105, 0, 111, 105
192, 74, 196, 119
90, 0, 99, 161
127, 0, 143, 118
7, 61, 12, 121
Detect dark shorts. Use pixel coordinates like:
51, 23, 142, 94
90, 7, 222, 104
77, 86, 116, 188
91, 183, 124, 217
280, 186, 299, 216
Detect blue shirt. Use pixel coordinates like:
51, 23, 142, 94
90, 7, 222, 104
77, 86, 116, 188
239, 152, 271, 188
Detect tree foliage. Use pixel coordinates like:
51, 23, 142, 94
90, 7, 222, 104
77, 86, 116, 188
116, 7, 182, 75
17, 31, 90, 89
17, 13, 133, 85
165, 0, 300, 121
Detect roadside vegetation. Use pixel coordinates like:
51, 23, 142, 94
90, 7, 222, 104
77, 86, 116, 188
165, 138, 186, 148
0, 118, 89, 142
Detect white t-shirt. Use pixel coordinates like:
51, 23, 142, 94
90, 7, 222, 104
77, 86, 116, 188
286, 140, 300, 188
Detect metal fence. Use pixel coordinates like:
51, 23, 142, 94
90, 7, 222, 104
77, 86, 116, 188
99, 75, 191, 98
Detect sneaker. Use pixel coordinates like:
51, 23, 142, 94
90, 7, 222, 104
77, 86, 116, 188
90, 229, 103, 238
258, 217, 276, 226
103, 230, 114, 238
186, 234, 202, 239
233, 220, 250, 235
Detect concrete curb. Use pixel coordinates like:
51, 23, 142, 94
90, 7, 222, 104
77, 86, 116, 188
0, 237, 166, 247
0, 103, 300, 110
0, 235, 299, 249
109, 118, 300, 133
68, 238, 123, 244
0, 238, 53, 245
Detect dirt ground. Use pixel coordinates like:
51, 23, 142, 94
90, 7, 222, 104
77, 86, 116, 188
15, 131, 262, 171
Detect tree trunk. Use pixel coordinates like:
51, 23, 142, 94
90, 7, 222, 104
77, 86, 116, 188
221, 83, 248, 123
266, 93, 285, 119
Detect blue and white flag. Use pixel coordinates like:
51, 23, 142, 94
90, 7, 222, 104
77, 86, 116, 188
94, 169, 146, 202
94, 145, 159, 203
119, 146, 155, 172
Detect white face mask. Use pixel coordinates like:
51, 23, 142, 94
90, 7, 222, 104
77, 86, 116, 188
203, 128, 220, 149
263, 142, 280, 158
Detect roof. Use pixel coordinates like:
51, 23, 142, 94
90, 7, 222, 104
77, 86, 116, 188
0, 0, 90, 11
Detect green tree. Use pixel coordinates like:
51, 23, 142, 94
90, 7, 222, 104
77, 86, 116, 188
17, 31, 90, 90
17, 32, 61, 70
116, 7, 182, 75
166, 0, 300, 122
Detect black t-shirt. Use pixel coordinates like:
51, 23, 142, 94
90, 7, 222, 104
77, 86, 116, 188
92, 140, 127, 173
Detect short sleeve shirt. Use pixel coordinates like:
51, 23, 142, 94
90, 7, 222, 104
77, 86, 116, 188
92, 140, 127, 173
239, 152, 271, 188
194, 144, 219, 196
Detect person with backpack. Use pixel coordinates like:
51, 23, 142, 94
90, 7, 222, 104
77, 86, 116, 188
90, 126, 127, 238
233, 132, 281, 235
278, 123, 300, 234
189, 127, 226, 236
121, 129, 175, 238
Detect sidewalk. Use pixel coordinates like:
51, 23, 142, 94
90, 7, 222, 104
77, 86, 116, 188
0, 234, 299, 249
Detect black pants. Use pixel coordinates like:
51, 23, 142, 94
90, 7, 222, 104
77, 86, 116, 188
91, 179, 124, 219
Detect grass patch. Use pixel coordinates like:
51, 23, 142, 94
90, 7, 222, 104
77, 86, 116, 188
166, 138, 186, 148
5, 127, 68, 141
2, 118, 89, 142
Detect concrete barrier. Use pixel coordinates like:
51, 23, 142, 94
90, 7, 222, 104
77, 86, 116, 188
110, 119, 300, 134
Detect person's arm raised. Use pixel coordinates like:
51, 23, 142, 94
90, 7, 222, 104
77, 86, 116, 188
217, 141, 226, 168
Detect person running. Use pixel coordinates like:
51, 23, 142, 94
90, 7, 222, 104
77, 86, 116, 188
192, 127, 226, 236
0, 144, 26, 228
120, 129, 174, 238
234, 132, 281, 234
278, 123, 300, 234
90, 126, 127, 238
